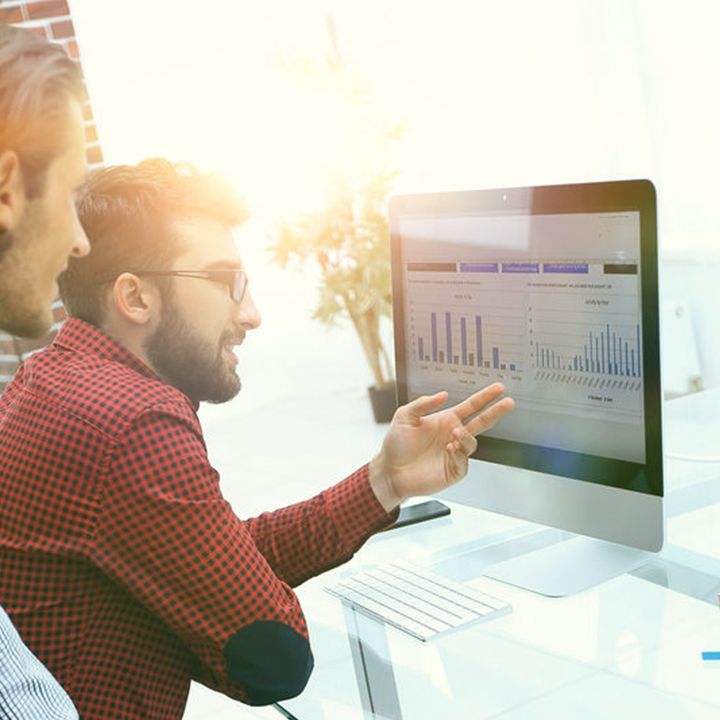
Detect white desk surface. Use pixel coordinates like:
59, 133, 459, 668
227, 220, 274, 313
273, 389, 720, 720
187, 385, 720, 719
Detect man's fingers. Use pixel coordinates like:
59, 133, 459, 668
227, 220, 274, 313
449, 427, 478, 456
398, 391, 449, 422
464, 395, 515, 436
451, 382, 507, 421
396, 383, 514, 433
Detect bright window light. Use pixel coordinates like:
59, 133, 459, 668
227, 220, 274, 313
69, 0, 720, 252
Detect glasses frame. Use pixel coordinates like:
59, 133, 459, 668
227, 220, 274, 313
93, 269, 249, 304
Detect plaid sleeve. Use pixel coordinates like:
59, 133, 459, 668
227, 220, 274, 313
246, 467, 399, 587
90, 406, 313, 705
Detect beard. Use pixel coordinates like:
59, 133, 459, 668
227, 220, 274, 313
0, 228, 13, 259
144, 291, 243, 405
0, 203, 54, 338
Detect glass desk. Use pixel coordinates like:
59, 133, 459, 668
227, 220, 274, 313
277, 390, 720, 719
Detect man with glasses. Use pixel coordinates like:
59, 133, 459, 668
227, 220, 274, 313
0, 25, 90, 720
0, 158, 514, 719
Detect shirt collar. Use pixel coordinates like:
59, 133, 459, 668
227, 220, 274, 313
52, 317, 200, 410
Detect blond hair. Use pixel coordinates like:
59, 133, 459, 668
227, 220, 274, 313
0, 24, 84, 197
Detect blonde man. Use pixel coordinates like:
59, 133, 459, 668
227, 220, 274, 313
0, 24, 90, 719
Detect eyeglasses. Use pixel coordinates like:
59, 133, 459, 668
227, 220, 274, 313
93, 269, 249, 304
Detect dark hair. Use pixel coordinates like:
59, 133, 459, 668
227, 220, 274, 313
0, 25, 85, 197
59, 158, 249, 326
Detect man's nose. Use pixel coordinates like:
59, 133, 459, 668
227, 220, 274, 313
72, 211, 90, 258
234, 289, 261, 330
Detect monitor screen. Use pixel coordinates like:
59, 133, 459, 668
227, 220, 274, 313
389, 180, 663, 595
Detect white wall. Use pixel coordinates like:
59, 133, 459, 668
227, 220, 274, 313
661, 254, 720, 392
69, 0, 720, 252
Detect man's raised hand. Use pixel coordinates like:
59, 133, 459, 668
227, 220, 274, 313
369, 382, 515, 512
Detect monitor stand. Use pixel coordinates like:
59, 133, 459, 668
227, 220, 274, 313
484, 534, 657, 597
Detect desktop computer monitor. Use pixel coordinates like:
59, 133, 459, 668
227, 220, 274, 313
389, 180, 663, 596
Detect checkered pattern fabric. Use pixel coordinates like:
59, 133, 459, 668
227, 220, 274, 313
0, 318, 395, 719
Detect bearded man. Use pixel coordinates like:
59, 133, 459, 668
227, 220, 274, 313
0, 158, 514, 719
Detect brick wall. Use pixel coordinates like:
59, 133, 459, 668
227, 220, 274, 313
0, 0, 103, 390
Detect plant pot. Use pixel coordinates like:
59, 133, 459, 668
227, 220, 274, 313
368, 382, 397, 423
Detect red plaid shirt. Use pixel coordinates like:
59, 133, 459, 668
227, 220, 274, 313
0, 318, 394, 719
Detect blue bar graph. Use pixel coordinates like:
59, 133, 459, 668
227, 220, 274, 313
415, 309, 519, 372
476, 317, 483, 367
431, 313, 438, 362
445, 312, 452, 365
536, 323, 641, 377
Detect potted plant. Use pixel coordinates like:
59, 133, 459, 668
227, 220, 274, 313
268, 166, 397, 422
267, 56, 401, 421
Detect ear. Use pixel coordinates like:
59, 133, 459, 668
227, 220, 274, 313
112, 273, 159, 326
0, 150, 26, 233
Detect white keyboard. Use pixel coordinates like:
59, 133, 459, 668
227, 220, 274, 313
324, 560, 512, 641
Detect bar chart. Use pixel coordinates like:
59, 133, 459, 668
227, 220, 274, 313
534, 323, 641, 378
528, 284, 643, 393
402, 256, 644, 424
411, 304, 524, 374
